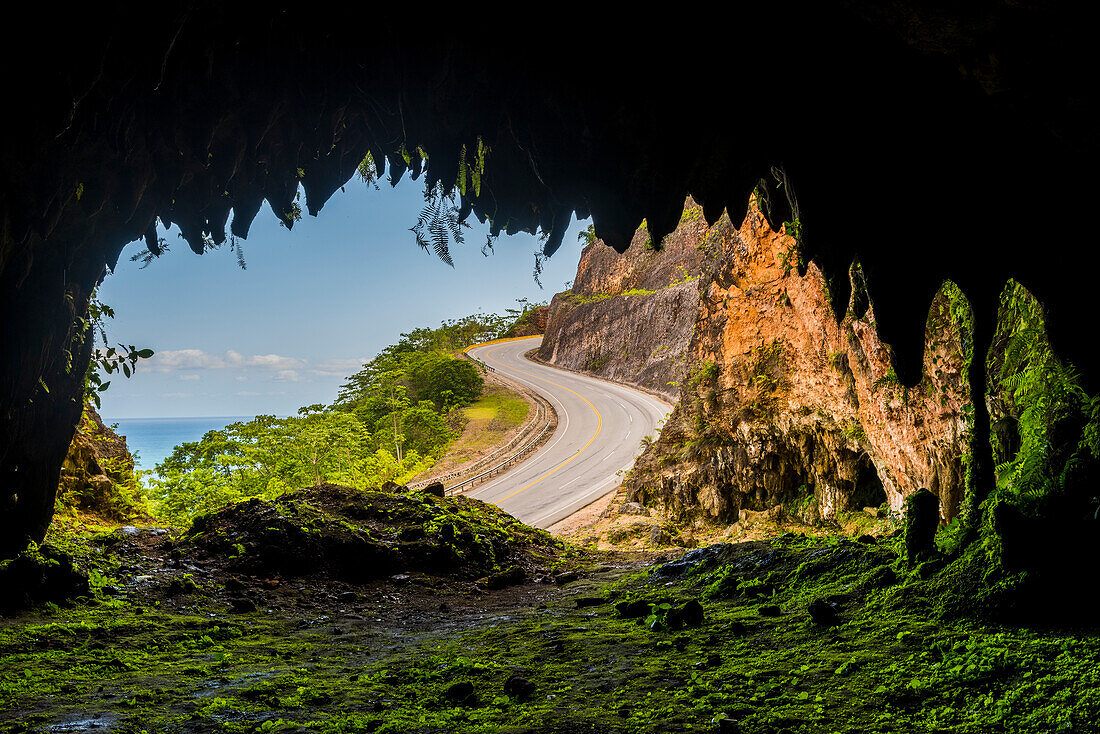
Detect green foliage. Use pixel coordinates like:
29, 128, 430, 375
357, 152, 380, 186
77, 293, 154, 409
643, 602, 673, 631
988, 281, 1093, 513
501, 298, 547, 337
147, 406, 436, 525
842, 421, 867, 444
411, 183, 468, 267
334, 345, 483, 424
455, 138, 490, 199
687, 360, 719, 390
577, 223, 598, 247
777, 238, 802, 276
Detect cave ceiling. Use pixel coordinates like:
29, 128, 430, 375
2, 1, 1096, 385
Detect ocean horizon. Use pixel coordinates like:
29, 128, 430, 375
105, 415, 256, 473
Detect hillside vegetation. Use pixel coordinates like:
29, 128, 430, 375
144, 306, 541, 525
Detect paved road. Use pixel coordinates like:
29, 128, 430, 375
465, 337, 672, 528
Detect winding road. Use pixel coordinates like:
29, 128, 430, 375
464, 337, 672, 529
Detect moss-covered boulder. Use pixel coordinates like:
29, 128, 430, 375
182, 483, 562, 583
0, 543, 89, 613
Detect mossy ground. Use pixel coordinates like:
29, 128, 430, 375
3, 501, 1099, 733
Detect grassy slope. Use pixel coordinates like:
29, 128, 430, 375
425, 383, 530, 478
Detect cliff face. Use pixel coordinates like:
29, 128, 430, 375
624, 203, 971, 522
545, 198, 973, 523
537, 204, 710, 401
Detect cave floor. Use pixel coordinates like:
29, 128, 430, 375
3, 524, 1100, 734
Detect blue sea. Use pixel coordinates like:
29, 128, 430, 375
106, 416, 254, 473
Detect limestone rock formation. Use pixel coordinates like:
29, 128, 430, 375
57, 403, 145, 521
623, 202, 973, 521
543, 198, 974, 523
504, 305, 549, 338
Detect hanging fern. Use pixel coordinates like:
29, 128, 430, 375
357, 152, 381, 189
128, 229, 247, 269
410, 183, 468, 267
456, 137, 490, 199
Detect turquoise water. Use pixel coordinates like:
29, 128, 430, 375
107, 416, 253, 472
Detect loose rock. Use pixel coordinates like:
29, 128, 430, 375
229, 597, 257, 613
618, 502, 650, 516
904, 488, 940, 565
668, 599, 705, 629
807, 598, 839, 626
615, 599, 654, 618
503, 673, 536, 700
445, 681, 475, 704
485, 566, 525, 589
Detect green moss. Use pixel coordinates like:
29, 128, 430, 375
5, 506, 1100, 733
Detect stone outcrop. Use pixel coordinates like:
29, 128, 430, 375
538, 204, 711, 401
504, 305, 550, 338
57, 403, 146, 521
544, 198, 974, 523
623, 202, 972, 521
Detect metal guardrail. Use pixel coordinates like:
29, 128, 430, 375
468, 356, 494, 374
445, 414, 552, 495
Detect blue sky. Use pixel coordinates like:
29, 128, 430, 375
96, 179, 589, 419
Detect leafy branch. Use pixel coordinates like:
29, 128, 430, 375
411, 183, 469, 267
82, 294, 154, 408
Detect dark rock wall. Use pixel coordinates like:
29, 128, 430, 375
2, 4, 1096, 551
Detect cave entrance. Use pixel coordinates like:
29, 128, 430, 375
95, 181, 586, 424
848, 456, 886, 511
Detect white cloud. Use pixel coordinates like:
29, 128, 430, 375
309, 358, 367, 376
272, 370, 304, 383
179, 374, 200, 381
163, 392, 192, 398
147, 349, 306, 373
235, 390, 261, 396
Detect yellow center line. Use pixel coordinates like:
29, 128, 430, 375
480, 342, 603, 503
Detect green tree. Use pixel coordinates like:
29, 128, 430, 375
148, 408, 405, 525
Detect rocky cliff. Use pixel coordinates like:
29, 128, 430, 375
57, 404, 147, 521
537, 204, 711, 401
544, 198, 974, 524
625, 202, 973, 523
504, 305, 549, 338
